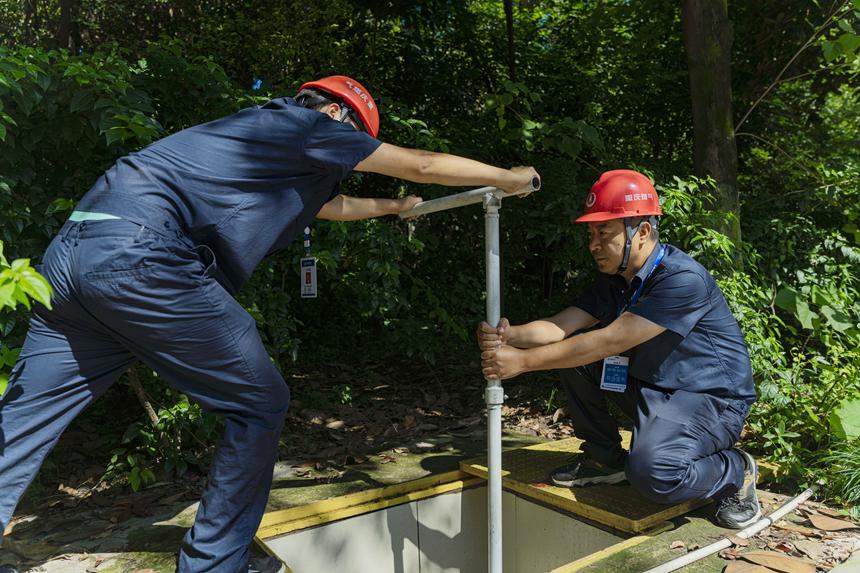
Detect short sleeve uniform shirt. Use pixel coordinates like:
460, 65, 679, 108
76, 97, 382, 294
574, 244, 755, 402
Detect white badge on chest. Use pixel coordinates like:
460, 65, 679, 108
600, 355, 629, 392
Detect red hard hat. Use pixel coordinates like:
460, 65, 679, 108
575, 169, 662, 223
299, 75, 380, 138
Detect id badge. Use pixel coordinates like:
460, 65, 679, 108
600, 355, 629, 392
300, 257, 317, 298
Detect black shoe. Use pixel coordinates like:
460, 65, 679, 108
0, 566, 19, 573
714, 449, 762, 529
248, 554, 285, 573
550, 456, 626, 487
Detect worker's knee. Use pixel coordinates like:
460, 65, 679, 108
625, 450, 700, 505
239, 368, 290, 427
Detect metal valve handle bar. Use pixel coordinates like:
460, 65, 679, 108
398, 176, 541, 219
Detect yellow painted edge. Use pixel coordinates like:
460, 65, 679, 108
259, 469, 468, 531
257, 475, 484, 539
458, 461, 508, 478
460, 459, 704, 533
550, 520, 675, 573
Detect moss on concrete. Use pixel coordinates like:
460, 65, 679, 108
264, 430, 546, 513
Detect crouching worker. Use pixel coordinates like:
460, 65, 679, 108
0, 75, 539, 573
477, 169, 760, 530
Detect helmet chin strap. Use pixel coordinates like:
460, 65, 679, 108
618, 219, 644, 274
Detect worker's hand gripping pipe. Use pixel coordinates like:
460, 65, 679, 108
397, 175, 540, 573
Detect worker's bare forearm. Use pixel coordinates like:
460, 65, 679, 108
520, 328, 621, 372
507, 321, 568, 349
508, 307, 599, 348
317, 195, 401, 221
355, 143, 533, 193
405, 150, 520, 188
518, 312, 666, 373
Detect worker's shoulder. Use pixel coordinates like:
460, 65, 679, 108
659, 244, 711, 276
653, 244, 715, 290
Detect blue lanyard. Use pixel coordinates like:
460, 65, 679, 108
618, 245, 665, 316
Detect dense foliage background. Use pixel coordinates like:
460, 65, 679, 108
1, 0, 859, 513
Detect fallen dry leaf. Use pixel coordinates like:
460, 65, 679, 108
720, 548, 741, 560
769, 541, 795, 554
815, 507, 845, 519
670, 540, 685, 550
773, 521, 819, 537
723, 561, 777, 573
792, 539, 826, 562
739, 550, 816, 573
808, 513, 859, 532
729, 535, 750, 547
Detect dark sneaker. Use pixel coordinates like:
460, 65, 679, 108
714, 449, 762, 529
550, 456, 626, 487
248, 554, 286, 573
0, 566, 18, 573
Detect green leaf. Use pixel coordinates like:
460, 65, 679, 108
19, 271, 52, 309
795, 298, 815, 329
775, 287, 815, 329
829, 399, 860, 440
129, 466, 141, 491
10, 258, 30, 272
0, 282, 14, 309
0, 372, 7, 396
0, 122, 5, 142
823, 40, 838, 62
820, 305, 853, 333
498, 117, 507, 130
122, 423, 142, 444
838, 32, 860, 54
775, 286, 799, 313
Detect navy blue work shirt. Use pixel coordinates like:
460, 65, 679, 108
573, 244, 756, 402
76, 97, 382, 294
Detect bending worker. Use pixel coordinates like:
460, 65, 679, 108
0, 75, 539, 573
477, 169, 760, 530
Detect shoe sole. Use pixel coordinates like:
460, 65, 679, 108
551, 471, 627, 488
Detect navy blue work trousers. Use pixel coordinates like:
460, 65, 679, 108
0, 219, 290, 573
560, 363, 750, 503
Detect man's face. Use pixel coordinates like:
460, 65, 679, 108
586, 219, 627, 274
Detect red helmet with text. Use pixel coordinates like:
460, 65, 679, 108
299, 75, 380, 138
574, 169, 662, 223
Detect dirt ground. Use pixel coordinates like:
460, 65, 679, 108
2, 358, 858, 572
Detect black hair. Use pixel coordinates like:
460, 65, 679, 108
295, 87, 341, 111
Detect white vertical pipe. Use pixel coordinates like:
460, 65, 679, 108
484, 193, 504, 573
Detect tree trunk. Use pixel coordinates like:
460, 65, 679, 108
680, 0, 742, 257
23, 0, 39, 45
504, 0, 516, 81
57, 0, 74, 49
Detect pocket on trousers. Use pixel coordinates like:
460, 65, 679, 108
655, 390, 728, 426
85, 265, 154, 280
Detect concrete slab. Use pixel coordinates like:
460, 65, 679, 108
265, 502, 421, 573
832, 550, 860, 573
415, 486, 487, 573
